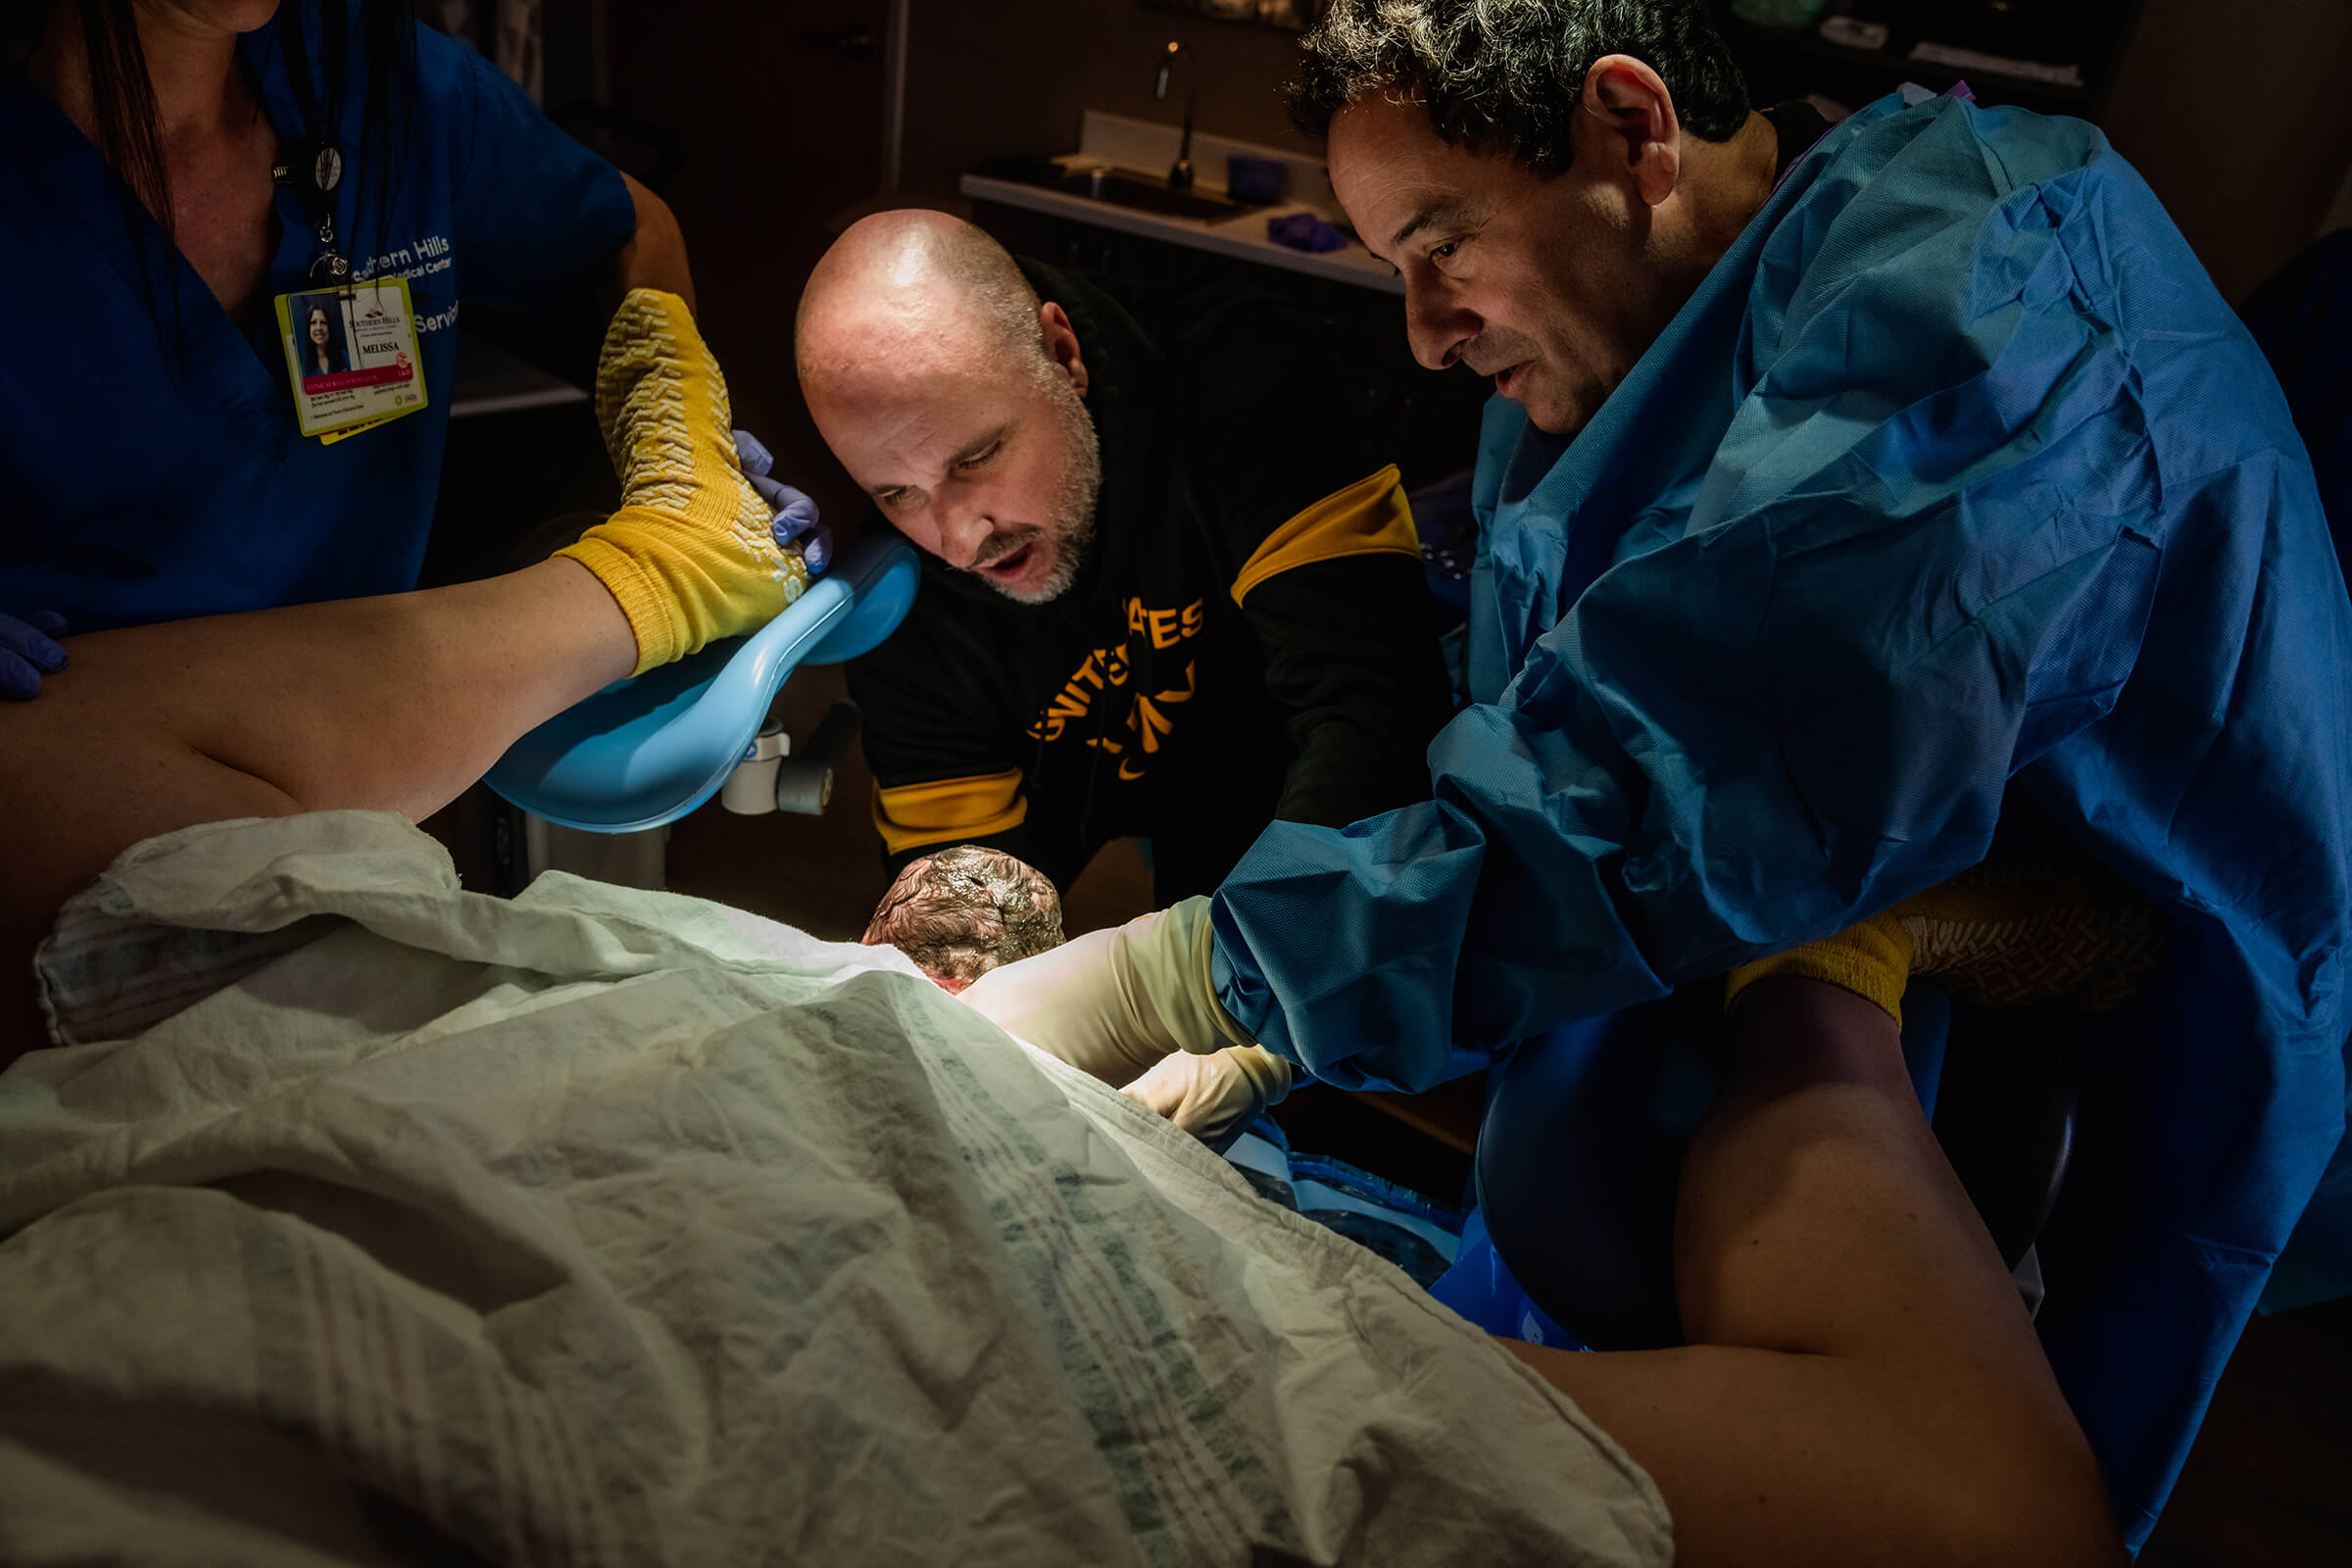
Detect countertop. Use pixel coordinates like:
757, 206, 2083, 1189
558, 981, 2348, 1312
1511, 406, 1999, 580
959, 111, 1401, 296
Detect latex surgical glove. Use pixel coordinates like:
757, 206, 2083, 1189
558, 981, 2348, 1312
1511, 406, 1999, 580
959, 895, 1259, 1087
1120, 1044, 1297, 1153
0, 610, 68, 700
734, 429, 831, 574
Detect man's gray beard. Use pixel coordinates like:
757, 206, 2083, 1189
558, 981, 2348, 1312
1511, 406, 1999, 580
987, 375, 1102, 606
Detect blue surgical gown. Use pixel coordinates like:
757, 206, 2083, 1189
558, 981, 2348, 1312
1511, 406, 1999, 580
1211, 93, 2352, 1547
0, 13, 633, 631
2238, 231, 2352, 1316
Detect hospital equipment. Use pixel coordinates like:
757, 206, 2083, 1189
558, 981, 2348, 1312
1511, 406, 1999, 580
486, 530, 918, 832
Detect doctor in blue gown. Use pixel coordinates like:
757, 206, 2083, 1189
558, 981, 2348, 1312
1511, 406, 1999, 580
965, 0, 2352, 1548
0, 0, 706, 659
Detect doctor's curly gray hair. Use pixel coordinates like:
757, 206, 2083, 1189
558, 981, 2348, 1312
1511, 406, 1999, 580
1290, 0, 1750, 172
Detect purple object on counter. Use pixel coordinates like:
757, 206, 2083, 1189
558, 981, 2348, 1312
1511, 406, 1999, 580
1266, 212, 1348, 254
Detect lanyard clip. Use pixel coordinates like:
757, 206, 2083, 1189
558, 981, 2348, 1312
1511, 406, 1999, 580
295, 141, 349, 283
310, 225, 350, 283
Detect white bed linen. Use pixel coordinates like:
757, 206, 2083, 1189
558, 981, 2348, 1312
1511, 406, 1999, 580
0, 812, 1671, 1567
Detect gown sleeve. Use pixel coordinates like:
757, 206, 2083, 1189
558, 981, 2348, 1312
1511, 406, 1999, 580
1210, 495, 2165, 1091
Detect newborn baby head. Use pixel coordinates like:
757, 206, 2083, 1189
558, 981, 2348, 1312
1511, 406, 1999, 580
861, 844, 1065, 993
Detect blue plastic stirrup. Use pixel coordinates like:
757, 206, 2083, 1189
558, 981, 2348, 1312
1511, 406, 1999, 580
484, 533, 920, 832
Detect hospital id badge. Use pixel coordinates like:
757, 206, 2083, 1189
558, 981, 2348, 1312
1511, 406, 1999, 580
274, 276, 428, 439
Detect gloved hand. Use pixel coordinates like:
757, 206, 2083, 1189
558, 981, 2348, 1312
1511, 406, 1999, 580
0, 610, 68, 700
734, 430, 831, 575
1120, 1044, 1297, 1152
556, 289, 810, 674
959, 897, 1282, 1145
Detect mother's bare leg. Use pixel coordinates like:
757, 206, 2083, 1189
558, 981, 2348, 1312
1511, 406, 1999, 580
1, 288, 804, 1056
1510, 978, 2122, 1568
0, 558, 632, 1054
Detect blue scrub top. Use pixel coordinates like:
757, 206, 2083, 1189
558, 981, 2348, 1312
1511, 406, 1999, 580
1211, 93, 2351, 1546
0, 13, 634, 631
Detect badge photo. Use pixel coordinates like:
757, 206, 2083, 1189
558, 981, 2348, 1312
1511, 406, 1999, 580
274, 275, 428, 439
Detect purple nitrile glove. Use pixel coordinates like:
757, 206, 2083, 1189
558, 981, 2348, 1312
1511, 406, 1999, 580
0, 609, 68, 701
733, 429, 832, 576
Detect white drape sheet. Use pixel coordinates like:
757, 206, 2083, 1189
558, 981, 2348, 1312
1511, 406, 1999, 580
0, 811, 1670, 1567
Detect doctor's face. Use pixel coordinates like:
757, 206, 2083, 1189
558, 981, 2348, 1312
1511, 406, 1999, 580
808, 316, 1102, 605
1329, 93, 1678, 437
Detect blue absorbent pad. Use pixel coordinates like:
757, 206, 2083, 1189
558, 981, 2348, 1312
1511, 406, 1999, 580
1429, 1207, 1589, 1352
1225, 1119, 1466, 1289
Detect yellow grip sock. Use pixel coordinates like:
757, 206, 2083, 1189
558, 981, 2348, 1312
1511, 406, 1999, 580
556, 289, 808, 674
1895, 854, 2168, 1010
1724, 849, 2169, 1027
1726, 910, 1915, 1025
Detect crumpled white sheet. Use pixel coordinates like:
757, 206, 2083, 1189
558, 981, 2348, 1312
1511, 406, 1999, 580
0, 812, 1671, 1567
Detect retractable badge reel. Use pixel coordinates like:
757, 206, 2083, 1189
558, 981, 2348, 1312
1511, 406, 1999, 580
270, 141, 429, 443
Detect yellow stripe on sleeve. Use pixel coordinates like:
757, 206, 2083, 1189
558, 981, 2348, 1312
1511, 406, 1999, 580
873, 768, 1028, 857
1229, 464, 1420, 606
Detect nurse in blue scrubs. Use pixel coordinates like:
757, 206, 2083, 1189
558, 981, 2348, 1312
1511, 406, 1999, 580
0, 0, 708, 677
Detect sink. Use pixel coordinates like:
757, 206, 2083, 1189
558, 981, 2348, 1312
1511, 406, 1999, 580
1051, 167, 1249, 221
960, 114, 1398, 296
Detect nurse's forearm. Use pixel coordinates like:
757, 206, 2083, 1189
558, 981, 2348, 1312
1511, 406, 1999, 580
0, 560, 635, 1051
613, 172, 695, 315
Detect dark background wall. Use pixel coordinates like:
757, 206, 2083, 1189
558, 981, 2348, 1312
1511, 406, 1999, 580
2100, 0, 2352, 302
896, 0, 1310, 198
518, 0, 2352, 578
835, 0, 2352, 304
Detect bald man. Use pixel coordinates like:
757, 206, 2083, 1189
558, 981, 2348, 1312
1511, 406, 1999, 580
798, 213, 1454, 904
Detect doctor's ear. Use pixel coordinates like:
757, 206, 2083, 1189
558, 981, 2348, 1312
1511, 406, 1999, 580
1039, 302, 1090, 399
1577, 53, 1683, 209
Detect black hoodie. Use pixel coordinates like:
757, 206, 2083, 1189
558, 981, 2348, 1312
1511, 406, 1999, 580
847, 260, 1454, 904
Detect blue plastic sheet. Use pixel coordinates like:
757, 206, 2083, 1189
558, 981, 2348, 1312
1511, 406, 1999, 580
1428, 1207, 1587, 1351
